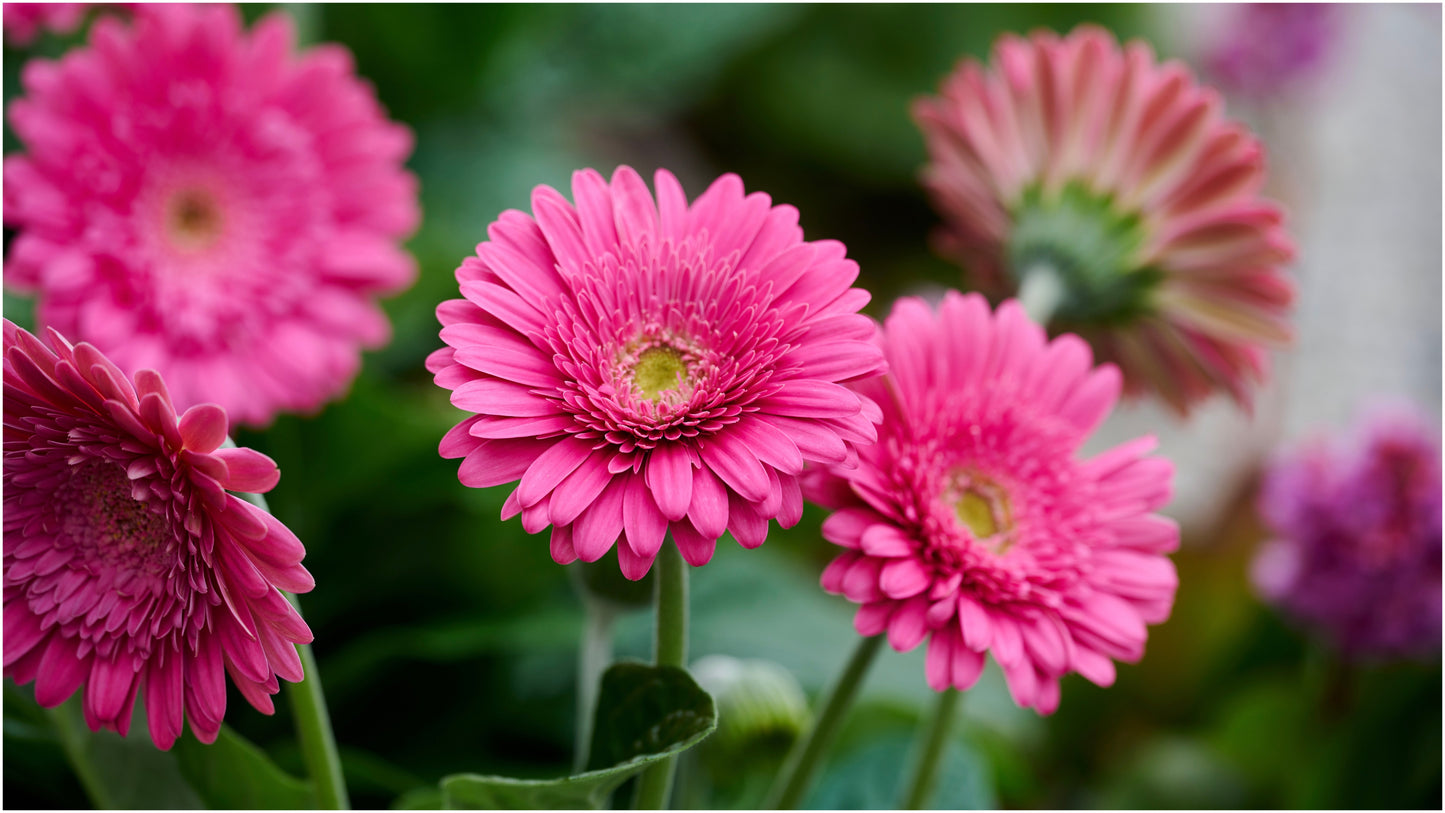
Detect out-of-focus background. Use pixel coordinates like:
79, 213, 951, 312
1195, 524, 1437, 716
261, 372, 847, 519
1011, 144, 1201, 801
5, 4, 1440, 809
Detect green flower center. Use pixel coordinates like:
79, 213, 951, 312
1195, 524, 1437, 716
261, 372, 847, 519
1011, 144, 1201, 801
1006, 183, 1160, 324
633, 345, 690, 400
947, 474, 1015, 554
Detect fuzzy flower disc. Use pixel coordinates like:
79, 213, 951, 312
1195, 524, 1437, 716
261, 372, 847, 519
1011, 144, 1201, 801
429, 166, 886, 579
3, 3, 420, 426
3, 321, 314, 749
914, 25, 1296, 414
805, 292, 1179, 714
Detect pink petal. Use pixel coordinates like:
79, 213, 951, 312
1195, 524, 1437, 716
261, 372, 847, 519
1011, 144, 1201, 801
517, 436, 595, 507
759, 379, 863, 419
685, 465, 729, 540
951, 644, 986, 691
212, 447, 280, 493
726, 494, 768, 549
178, 403, 229, 453
698, 431, 770, 503
145, 655, 185, 751
925, 629, 955, 691
622, 474, 668, 561
886, 596, 930, 652
549, 451, 617, 526
860, 525, 914, 557
573, 478, 626, 563
549, 524, 578, 565
670, 522, 716, 567
646, 443, 693, 521
879, 557, 931, 599
854, 601, 895, 636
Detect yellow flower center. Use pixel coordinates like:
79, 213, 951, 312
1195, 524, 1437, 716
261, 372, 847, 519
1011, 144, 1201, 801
948, 475, 1015, 554
633, 345, 690, 400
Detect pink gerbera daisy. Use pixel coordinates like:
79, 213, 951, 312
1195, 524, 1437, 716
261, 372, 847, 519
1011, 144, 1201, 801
914, 25, 1295, 415
806, 293, 1179, 713
3, 3, 419, 427
429, 166, 886, 579
3, 320, 314, 750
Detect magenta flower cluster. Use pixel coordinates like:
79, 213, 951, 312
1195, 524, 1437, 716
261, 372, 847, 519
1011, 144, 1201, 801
1255, 403, 1442, 659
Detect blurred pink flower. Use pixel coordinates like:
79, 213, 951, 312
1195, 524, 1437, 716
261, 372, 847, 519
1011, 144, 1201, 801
805, 293, 1179, 714
914, 25, 1296, 415
429, 166, 885, 579
3, 4, 419, 427
1204, 4, 1341, 102
3, 3, 88, 45
3, 320, 314, 750
1255, 402, 1442, 660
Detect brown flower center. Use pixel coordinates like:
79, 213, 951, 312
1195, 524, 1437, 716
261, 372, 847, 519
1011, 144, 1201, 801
164, 188, 225, 252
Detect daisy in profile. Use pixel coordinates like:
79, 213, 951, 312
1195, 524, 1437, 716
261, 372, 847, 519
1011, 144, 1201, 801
3, 320, 313, 749
914, 25, 1295, 415
3, 3, 419, 426
807, 292, 1179, 713
429, 166, 885, 578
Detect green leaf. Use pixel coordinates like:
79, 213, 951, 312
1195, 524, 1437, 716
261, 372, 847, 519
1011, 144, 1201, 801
45, 696, 204, 809
440, 661, 717, 809
173, 725, 317, 810
806, 732, 996, 810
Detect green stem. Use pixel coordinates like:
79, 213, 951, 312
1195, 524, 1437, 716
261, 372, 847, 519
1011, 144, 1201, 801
764, 634, 885, 810
46, 699, 111, 809
632, 541, 689, 809
1018, 261, 1065, 325
573, 600, 616, 773
900, 688, 961, 809
285, 593, 350, 810
235, 484, 349, 810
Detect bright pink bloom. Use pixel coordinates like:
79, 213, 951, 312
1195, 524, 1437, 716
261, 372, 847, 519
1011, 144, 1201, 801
3, 320, 314, 750
429, 166, 885, 579
914, 25, 1296, 415
3, 3, 88, 45
806, 293, 1179, 713
3, 4, 419, 427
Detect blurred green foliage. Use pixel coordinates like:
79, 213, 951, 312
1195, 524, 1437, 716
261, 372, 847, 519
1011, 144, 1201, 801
4, 4, 1439, 810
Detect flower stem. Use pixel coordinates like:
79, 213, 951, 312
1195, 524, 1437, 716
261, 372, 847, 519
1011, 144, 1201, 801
632, 541, 689, 809
899, 687, 961, 809
235, 484, 349, 810
46, 698, 111, 809
285, 592, 350, 810
573, 599, 616, 772
1019, 261, 1065, 325
764, 634, 885, 810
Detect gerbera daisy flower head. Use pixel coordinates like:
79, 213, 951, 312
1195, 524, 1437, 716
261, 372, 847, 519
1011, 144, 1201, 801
805, 292, 1179, 714
3, 3, 419, 427
1255, 401, 1442, 660
3, 320, 313, 750
913, 25, 1296, 415
429, 166, 886, 580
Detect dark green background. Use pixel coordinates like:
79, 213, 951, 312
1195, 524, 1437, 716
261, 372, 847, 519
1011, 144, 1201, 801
5, 4, 1440, 809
